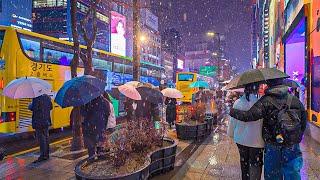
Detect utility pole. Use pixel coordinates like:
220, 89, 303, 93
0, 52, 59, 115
132, 0, 140, 81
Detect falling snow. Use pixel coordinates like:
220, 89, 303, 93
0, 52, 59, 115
151, 0, 252, 72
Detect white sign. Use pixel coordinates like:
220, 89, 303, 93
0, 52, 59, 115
177, 59, 184, 69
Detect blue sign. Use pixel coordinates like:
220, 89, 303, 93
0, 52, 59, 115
0, 0, 33, 31
148, 77, 160, 86
123, 74, 133, 83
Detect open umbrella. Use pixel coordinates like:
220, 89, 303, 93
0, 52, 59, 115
283, 79, 302, 88
118, 84, 141, 100
55, 75, 105, 108
125, 81, 141, 88
189, 81, 209, 88
3, 77, 52, 99
226, 68, 289, 90
161, 88, 183, 98
137, 86, 163, 103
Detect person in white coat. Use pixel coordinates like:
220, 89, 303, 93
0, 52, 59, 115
227, 84, 264, 180
103, 92, 116, 130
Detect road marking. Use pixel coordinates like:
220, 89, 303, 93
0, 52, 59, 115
6, 137, 72, 158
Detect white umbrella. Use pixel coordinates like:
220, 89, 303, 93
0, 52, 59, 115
161, 88, 183, 98
118, 84, 141, 100
3, 77, 52, 99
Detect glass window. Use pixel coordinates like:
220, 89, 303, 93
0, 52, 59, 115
19, 34, 41, 62
0, 31, 4, 50
93, 58, 112, 71
114, 63, 124, 73
141, 68, 148, 76
43, 48, 73, 66
124, 65, 133, 74
178, 74, 194, 81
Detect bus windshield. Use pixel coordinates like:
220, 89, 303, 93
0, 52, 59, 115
178, 74, 194, 81
0, 31, 5, 50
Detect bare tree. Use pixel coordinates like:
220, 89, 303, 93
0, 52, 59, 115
69, 0, 101, 151
70, 0, 84, 151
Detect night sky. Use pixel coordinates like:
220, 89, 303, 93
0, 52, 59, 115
151, 0, 253, 72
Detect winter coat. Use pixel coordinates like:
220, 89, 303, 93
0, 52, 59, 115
229, 85, 307, 145
81, 96, 110, 135
107, 101, 116, 129
124, 99, 135, 119
227, 94, 265, 148
165, 98, 177, 123
29, 94, 53, 129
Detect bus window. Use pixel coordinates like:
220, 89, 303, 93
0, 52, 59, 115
19, 34, 41, 62
0, 31, 4, 50
114, 63, 124, 73
43, 48, 73, 66
178, 74, 194, 81
93, 58, 112, 71
124, 65, 133, 74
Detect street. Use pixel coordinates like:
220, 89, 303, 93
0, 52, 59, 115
1, 116, 319, 180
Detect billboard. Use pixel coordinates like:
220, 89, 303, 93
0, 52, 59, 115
0, 0, 33, 31
145, 9, 159, 31
111, 11, 126, 56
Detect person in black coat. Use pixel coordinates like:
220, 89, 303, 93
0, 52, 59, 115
29, 94, 53, 163
81, 95, 110, 158
229, 79, 307, 179
165, 98, 177, 128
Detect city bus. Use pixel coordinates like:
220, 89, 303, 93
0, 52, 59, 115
0, 26, 163, 133
176, 72, 215, 103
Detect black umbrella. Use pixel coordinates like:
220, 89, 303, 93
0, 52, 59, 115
226, 68, 289, 90
283, 79, 301, 88
137, 86, 163, 104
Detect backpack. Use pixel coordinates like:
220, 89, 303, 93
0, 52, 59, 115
268, 95, 303, 146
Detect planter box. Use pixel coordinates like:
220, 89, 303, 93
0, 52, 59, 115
176, 122, 208, 140
74, 137, 177, 180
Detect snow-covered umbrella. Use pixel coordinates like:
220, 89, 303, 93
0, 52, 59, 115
161, 88, 183, 99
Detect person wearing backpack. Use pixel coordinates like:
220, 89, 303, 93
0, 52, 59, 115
229, 79, 307, 180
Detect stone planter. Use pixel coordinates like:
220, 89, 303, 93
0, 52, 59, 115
74, 137, 177, 180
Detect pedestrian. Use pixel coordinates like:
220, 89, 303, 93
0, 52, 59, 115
124, 97, 136, 120
103, 92, 116, 130
165, 98, 177, 129
81, 95, 110, 158
227, 84, 264, 180
28, 93, 53, 163
229, 79, 307, 180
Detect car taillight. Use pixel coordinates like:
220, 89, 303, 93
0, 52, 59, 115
1, 112, 16, 122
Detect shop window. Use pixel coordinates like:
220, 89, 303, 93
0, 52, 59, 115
114, 63, 124, 73
19, 34, 41, 62
93, 58, 112, 71
124, 65, 133, 74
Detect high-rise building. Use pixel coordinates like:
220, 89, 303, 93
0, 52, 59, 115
0, 0, 33, 31
33, 0, 111, 51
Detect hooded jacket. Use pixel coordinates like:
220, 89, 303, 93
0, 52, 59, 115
229, 85, 307, 145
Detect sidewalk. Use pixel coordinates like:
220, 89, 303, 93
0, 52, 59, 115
1, 118, 320, 180
157, 118, 320, 180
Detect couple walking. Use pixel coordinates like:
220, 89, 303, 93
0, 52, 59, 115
228, 79, 306, 180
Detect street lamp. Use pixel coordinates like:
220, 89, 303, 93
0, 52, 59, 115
207, 32, 216, 37
140, 35, 147, 43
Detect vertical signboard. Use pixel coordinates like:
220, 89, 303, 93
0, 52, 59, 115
111, 11, 126, 56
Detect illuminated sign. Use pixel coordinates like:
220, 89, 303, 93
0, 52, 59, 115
177, 59, 184, 69
111, 11, 126, 56
199, 66, 218, 77
0, 0, 33, 31
142, 9, 159, 31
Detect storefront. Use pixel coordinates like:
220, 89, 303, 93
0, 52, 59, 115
283, 0, 320, 143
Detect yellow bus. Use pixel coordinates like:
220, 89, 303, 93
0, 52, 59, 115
176, 72, 215, 103
0, 26, 163, 133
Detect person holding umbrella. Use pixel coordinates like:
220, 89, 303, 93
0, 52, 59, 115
29, 91, 53, 163
227, 84, 264, 180
229, 78, 307, 180
165, 98, 177, 129
81, 95, 110, 158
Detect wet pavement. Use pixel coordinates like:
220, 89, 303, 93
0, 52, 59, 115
1, 117, 320, 180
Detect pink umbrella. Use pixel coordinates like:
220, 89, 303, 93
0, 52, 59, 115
118, 84, 141, 100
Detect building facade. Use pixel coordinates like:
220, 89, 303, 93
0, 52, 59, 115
33, 0, 111, 51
